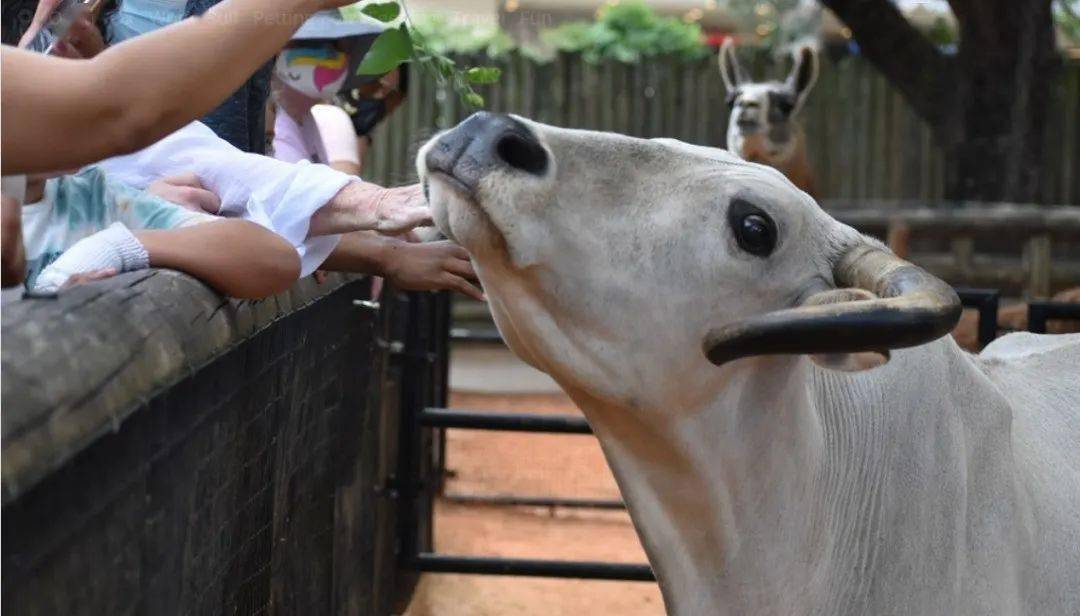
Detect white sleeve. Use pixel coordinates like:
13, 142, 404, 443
95, 122, 350, 276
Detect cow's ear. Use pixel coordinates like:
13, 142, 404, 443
786, 45, 819, 114
718, 39, 746, 92
802, 288, 890, 372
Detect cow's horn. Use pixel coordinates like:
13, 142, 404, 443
703, 243, 961, 365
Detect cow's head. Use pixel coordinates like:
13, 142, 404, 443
418, 114, 959, 409
719, 40, 818, 166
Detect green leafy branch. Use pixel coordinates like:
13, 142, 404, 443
344, 1, 501, 108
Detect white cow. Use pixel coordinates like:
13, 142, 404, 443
418, 113, 1080, 616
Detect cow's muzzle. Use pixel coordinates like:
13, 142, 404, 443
424, 112, 549, 194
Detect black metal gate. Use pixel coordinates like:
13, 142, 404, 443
397, 288, 1080, 584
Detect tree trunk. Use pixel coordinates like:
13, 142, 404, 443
821, 0, 1060, 203
944, 0, 1059, 202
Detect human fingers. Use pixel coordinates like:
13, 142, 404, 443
60, 267, 118, 289
160, 172, 207, 189
375, 205, 433, 235
51, 39, 83, 59
148, 180, 222, 214
441, 241, 472, 261
442, 253, 478, 281
443, 273, 486, 302
65, 16, 105, 58
17, 0, 62, 48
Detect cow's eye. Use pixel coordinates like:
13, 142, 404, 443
728, 199, 777, 257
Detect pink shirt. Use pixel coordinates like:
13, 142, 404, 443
272, 110, 317, 164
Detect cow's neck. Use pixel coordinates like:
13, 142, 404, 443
567, 347, 1008, 615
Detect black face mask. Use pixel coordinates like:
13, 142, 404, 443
350, 98, 388, 137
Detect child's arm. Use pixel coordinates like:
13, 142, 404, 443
36, 219, 300, 299
138, 220, 301, 298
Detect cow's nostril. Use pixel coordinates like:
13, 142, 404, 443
495, 132, 548, 175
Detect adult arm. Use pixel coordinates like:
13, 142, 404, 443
1, 0, 347, 174
96, 122, 431, 275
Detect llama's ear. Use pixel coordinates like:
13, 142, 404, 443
786, 45, 819, 113
718, 39, 746, 92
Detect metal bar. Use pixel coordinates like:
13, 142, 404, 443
449, 327, 504, 344
435, 292, 453, 495
444, 493, 626, 510
397, 293, 426, 568
1027, 301, 1080, 334
419, 407, 592, 434
956, 287, 1000, 348
411, 553, 655, 581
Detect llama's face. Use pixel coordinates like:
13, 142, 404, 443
719, 41, 818, 166
725, 81, 802, 162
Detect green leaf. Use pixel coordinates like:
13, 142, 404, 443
338, 4, 364, 21
464, 92, 485, 108
465, 66, 502, 85
355, 27, 412, 76
360, 2, 400, 23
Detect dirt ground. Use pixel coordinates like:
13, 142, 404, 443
404, 392, 664, 616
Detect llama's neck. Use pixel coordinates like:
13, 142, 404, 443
733, 124, 816, 196
570, 347, 1018, 615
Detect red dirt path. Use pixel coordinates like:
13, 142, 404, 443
404, 392, 664, 616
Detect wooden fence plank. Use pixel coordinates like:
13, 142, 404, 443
359, 53, 1077, 207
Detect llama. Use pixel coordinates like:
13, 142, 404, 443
719, 39, 818, 196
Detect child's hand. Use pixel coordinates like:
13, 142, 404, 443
60, 268, 118, 290
148, 173, 222, 214
51, 14, 106, 59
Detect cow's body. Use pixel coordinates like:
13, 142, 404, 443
418, 114, 1080, 615
587, 333, 1079, 615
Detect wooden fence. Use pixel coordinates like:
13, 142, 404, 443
364, 52, 1079, 205
1, 273, 435, 615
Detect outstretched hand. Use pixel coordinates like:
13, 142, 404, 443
383, 239, 484, 301
369, 184, 433, 234
308, 182, 434, 238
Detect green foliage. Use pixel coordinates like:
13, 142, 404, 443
1055, 0, 1080, 45
465, 66, 502, 85
540, 2, 706, 63
926, 16, 957, 47
410, 12, 516, 57
355, 24, 412, 75
360, 2, 400, 22
340, 2, 502, 109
